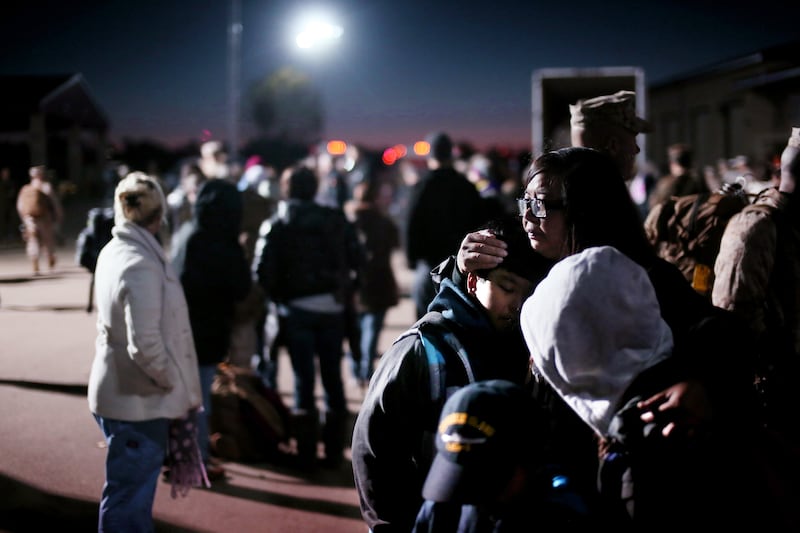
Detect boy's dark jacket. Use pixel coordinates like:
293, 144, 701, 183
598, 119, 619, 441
351, 278, 531, 532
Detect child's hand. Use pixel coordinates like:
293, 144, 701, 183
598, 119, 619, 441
637, 380, 712, 439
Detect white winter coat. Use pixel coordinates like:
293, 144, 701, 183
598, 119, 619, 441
88, 221, 202, 421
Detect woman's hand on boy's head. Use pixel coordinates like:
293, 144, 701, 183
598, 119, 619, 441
457, 230, 508, 273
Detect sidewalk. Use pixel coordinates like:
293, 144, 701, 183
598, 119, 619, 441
0, 204, 417, 533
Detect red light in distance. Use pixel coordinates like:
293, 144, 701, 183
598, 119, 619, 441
382, 147, 398, 165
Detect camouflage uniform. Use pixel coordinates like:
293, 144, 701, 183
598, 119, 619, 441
712, 186, 800, 438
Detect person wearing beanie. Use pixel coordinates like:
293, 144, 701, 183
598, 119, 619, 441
88, 172, 205, 531
352, 214, 554, 532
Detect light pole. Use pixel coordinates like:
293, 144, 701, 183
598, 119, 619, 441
293, 14, 343, 146
227, 6, 342, 163
227, 0, 242, 164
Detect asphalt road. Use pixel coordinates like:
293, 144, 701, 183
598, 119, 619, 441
0, 209, 417, 533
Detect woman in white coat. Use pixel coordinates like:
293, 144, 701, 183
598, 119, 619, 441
88, 171, 204, 532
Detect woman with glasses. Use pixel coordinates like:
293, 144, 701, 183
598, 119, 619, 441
448, 146, 763, 525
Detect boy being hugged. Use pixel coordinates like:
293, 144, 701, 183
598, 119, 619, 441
351, 215, 554, 532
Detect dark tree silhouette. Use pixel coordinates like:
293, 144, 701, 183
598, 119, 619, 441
247, 67, 324, 146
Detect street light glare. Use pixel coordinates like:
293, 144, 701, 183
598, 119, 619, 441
296, 32, 314, 49
294, 18, 343, 50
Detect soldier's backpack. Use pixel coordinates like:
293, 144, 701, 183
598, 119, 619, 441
209, 362, 291, 463
643, 182, 750, 297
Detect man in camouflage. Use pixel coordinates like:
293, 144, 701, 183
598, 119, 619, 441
713, 127, 800, 443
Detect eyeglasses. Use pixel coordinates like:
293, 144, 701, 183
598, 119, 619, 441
516, 197, 564, 219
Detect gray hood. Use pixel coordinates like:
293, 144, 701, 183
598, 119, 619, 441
521, 246, 673, 436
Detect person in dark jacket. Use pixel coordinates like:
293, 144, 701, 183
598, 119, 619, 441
405, 132, 486, 319
344, 175, 401, 387
253, 164, 364, 470
170, 178, 252, 480
351, 215, 553, 532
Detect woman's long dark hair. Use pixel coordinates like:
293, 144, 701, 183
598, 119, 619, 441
527, 147, 655, 266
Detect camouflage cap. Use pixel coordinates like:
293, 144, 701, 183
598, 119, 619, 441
570, 90, 652, 134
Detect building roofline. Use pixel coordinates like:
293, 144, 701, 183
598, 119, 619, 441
650, 39, 800, 91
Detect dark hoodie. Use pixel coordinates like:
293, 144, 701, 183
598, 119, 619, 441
171, 179, 251, 366
351, 277, 532, 532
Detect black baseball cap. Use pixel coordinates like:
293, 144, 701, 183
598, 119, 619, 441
422, 380, 537, 504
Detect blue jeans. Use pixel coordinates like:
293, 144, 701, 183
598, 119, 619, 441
94, 415, 169, 533
282, 306, 346, 414
353, 310, 387, 382
197, 364, 218, 463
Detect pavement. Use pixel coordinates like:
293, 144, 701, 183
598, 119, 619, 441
0, 199, 418, 533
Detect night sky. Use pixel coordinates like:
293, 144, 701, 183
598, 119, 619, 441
1, 0, 798, 152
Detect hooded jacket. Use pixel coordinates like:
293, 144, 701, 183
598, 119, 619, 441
522, 246, 673, 437
520, 246, 779, 528
351, 278, 531, 532
171, 179, 251, 366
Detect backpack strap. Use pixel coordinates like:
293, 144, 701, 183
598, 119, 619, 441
652, 197, 677, 241
405, 326, 475, 404
686, 193, 710, 234
418, 332, 447, 403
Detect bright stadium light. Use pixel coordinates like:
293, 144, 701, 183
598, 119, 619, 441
294, 11, 343, 51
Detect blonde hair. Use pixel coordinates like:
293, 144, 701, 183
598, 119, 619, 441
114, 171, 166, 227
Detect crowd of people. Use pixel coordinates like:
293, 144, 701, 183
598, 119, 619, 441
352, 92, 800, 531
11, 86, 796, 530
